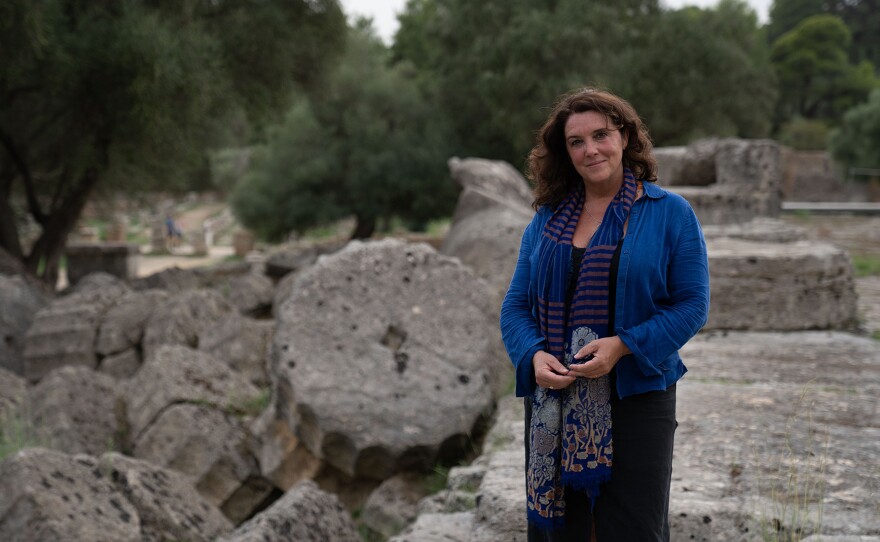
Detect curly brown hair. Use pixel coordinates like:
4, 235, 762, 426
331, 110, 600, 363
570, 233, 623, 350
528, 88, 657, 210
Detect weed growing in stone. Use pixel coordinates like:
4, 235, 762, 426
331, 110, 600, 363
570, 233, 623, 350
0, 407, 52, 460
756, 385, 829, 542
423, 464, 450, 494
225, 388, 272, 418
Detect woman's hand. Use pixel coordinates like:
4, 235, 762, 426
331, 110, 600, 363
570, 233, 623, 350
568, 336, 631, 378
533, 350, 576, 390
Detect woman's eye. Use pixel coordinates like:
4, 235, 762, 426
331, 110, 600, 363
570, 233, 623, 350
570, 139, 583, 147
595, 132, 607, 140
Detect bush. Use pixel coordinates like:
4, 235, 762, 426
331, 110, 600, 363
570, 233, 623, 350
830, 89, 880, 172
778, 118, 830, 150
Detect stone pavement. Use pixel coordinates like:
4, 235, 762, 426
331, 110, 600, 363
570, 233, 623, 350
395, 330, 880, 541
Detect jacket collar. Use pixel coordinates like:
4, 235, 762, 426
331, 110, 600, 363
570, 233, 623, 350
641, 181, 667, 199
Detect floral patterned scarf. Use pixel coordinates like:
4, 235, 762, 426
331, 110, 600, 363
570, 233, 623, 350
527, 170, 638, 529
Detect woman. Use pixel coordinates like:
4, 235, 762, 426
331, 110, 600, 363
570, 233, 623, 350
500, 88, 710, 541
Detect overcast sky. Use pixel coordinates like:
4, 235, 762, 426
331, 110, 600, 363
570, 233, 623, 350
339, 0, 774, 44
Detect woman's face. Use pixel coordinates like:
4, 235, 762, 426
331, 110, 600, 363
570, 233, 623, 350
564, 111, 628, 188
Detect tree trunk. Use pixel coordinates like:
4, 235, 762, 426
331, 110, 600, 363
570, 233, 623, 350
351, 214, 376, 239
0, 184, 24, 260
24, 171, 98, 286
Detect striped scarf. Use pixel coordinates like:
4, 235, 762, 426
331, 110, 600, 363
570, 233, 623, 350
527, 171, 638, 529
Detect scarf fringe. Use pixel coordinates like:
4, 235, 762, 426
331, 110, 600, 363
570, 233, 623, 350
560, 469, 611, 498
527, 509, 567, 531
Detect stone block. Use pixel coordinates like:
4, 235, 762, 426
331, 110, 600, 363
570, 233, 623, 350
706, 238, 858, 331
65, 242, 139, 285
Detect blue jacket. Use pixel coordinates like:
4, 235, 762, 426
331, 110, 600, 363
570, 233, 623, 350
500, 181, 710, 399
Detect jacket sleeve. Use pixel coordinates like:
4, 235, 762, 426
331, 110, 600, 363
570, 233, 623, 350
500, 215, 546, 397
616, 204, 710, 376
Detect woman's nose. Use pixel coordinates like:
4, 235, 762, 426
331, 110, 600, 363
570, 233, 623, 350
583, 140, 597, 156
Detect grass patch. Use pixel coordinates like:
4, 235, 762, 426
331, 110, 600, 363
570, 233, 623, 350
423, 465, 450, 494
423, 217, 451, 237
352, 508, 385, 542
356, 524, 384, 542
851, 254, 880, 277
872, 330, 880, 341
0, 407, 52, 460
226, 388, 272, 418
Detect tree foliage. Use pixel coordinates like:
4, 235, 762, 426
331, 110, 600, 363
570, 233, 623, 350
615, 0, 777, 144
392, 0, 776, 164
231, 23, 456, 241
393, 0, 660, 166
767, 0, 827, 42
0, 0, 345, 282
767, 0, 880, 69
830, 89, 880, 170
770, 14, 878, 126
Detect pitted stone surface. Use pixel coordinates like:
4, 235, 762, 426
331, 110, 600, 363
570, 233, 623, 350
0, 447, 142, 542
96, 290, 170, 357
362, 472, 431, 538
249, 402, 324, 491
218, 272, 274, 317
440, 158, 529, 397
401, 331, 879, 540
389, 511, 475, 542
132, 403, 258, 509
200, 314, 273, 386
702, 218, 808, 244
446, 157, 534, 208
464, 395, 526, 542
64, 271, 131, 297
28, 365, 121, 455
679, 138, 736, 186
216, 480, 360, 542
126, 344, 262, 441
666, 139, 782, 225
127, 346, 269, 522
94, 452, 233, 542
0, 366, 26, 418
706, 237, 857, 330
141, 289, 235, 359
274, 239, 495, 479
100, 348, 141, 379
471, 449, 527, 542
131, 266, 202, 291
0, 274, 51, 375
654, 146, 687, 185
265, 240, 346, 280
441, 158, 533, 302
857, 276, 880, 336
675, 331, 880, 538
22, 273, 130, 382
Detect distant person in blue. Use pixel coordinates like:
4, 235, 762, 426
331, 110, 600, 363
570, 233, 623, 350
165, 214, 183, 248
500, 88, 710, 541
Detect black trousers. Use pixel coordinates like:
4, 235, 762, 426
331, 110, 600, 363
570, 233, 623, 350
525, 383, 677, 542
